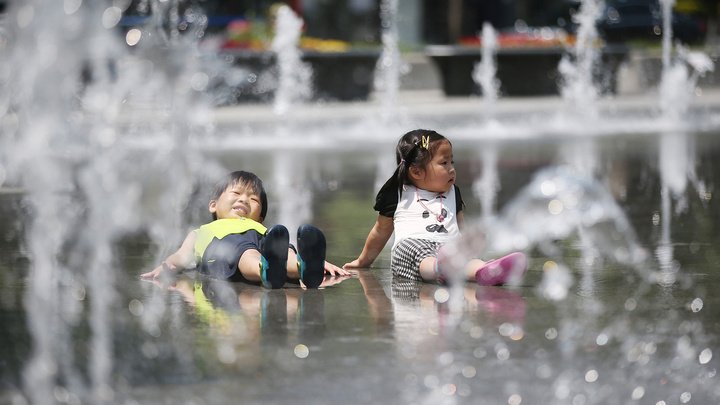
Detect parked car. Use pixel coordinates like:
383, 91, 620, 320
597, 0, 706, 44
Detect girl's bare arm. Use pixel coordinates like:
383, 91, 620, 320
343, 215, 394, 269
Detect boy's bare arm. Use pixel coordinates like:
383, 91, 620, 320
141, 231, 197, 279
343, 215, 394, 269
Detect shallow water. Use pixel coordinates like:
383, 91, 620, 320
1, 128, 719, 404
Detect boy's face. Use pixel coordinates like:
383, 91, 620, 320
209, 182, 264, 222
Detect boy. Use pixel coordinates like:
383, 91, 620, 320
141, 171, 347, 288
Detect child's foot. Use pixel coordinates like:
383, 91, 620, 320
296, 224, 326, 289
475, 252, 528, 286
260, 225, 289, 289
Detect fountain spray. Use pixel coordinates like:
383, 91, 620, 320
559, 0, 603, 119
472, 22, 500, 120
271, 4, 311, 117
375, 0, 408, 123
1, 1, 213, 402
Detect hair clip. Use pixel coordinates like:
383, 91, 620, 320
421, 135, 430, 150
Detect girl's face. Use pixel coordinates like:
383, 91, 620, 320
413, 140, 456, 193
209, 182, 264, 222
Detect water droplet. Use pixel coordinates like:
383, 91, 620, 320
128, 299, 144, 316
543, 261, 558, 271
461, 366, 476, 378
545, 328, 558, 340
631, 386, 645, 399
53, 386, 70, 403
690, 298, 703, 312
548, 199, 564, 215
699, 348, 712, 364
508, 393, 522, 405
679, 391, 691, 403
496, 347, 510, 361
437, 352, 453, 366
423, 374, 439, 388
294, 344, 309, 359
584, 369, 598, 383
572, 394, 587, 405
469, 326, 484, 339
498, 323, 514, 337
434, 288, 449, 303
596, 333, 609, 346
441, 384, 457, 396
191, 72, 209, 91
64, 0, 82, 15
101, 7, 122, 29
652, 212, 661, 226
126, 29, 142, 47
540, 180, 556, 196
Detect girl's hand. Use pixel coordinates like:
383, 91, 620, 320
324, 261, 351, 276
343, 258, 370, 269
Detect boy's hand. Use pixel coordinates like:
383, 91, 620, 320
319, 274, 351, 288
140, 262, 175, 280
324, 261, 351, 276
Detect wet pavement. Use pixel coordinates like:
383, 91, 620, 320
2, 92, 720, 404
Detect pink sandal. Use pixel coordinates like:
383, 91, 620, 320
475, 252, 528, 286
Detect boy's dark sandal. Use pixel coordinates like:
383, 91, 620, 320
297, 224, 326, 289
260, 225, 289, 289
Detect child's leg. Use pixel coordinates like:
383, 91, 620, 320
286, 249, 300, 280
237, 249, 264, 282
295, 225, 326, 289
392, 239, 444, 282
237, 225, 289, 289
418, 257, 440, 281
422, 257, 487, 282
426, 243, 487, 283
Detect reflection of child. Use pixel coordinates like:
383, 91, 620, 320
344, 129, 527, 284
141, 171, 348, 288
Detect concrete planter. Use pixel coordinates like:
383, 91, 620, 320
219, 49, 381, 103
426, 45, 629, 97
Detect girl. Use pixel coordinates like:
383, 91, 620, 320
344, 129, 526, 285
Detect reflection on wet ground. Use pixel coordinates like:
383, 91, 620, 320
1, 130, 720, 404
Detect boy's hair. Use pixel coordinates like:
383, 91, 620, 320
210, 171, 268, 220
378, 129, 449, 195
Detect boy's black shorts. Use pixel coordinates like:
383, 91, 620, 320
199, 230, 263, 281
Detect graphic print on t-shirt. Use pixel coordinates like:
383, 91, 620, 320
417, 194, 448, 233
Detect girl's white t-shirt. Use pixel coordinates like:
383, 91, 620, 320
391, 185, 461, 250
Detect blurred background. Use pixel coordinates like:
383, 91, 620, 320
107, 0, 718, 48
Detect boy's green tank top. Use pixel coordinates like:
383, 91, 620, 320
194, 218, 267, 261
